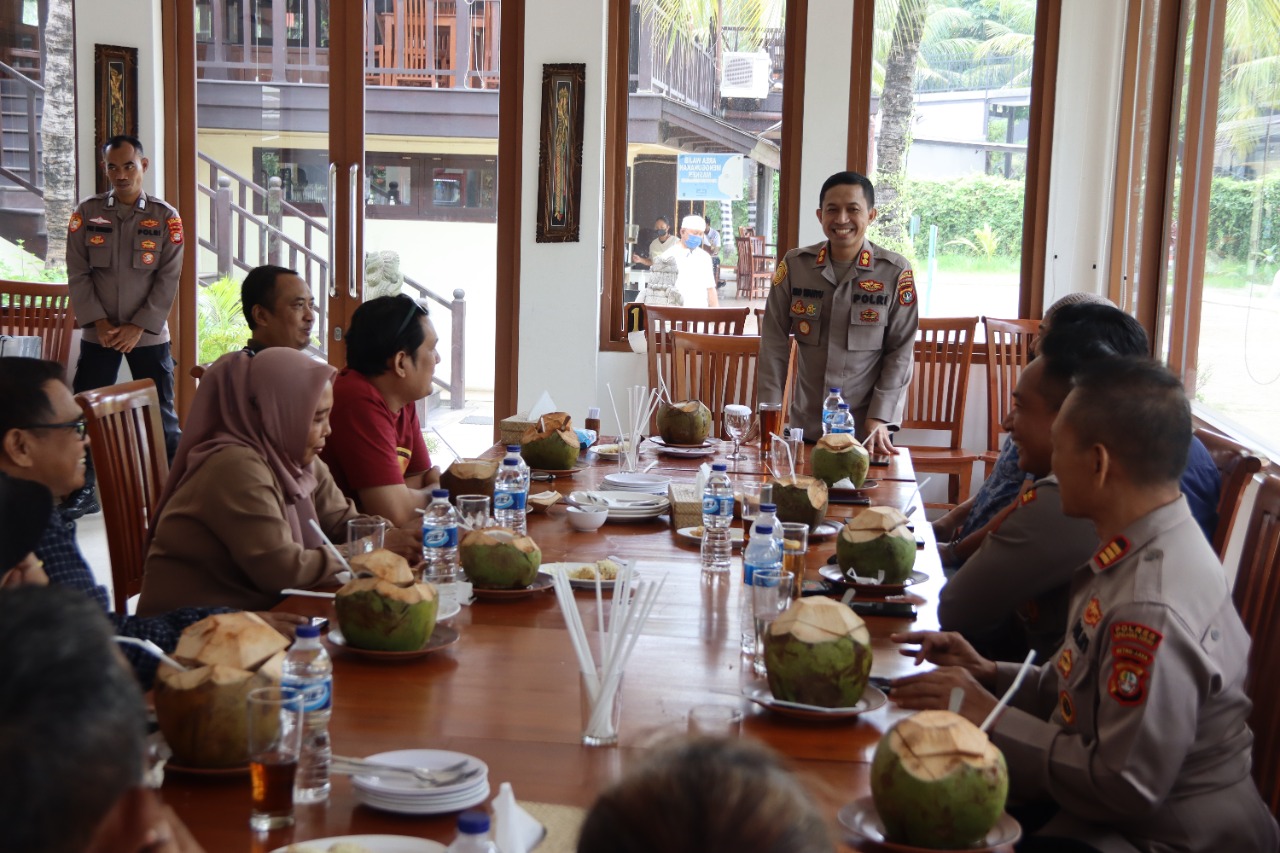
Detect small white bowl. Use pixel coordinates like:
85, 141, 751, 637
566, 505, 609, 531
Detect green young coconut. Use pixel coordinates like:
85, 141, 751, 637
335, 578, 439, 651
835, 506, 916, 584
656, 399, 712, 445
520, 412, 580, 470
871, 710, 1009, 849
809, 432, 871, 487
439, 457, 500, 499
770, 474, 829, 530
459, 527, 542, 589
764, 597, 872, 707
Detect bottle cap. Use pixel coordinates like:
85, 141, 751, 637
838, 403, 850, 410
296, 624, 320, 639
458, 809, 491, 834
712, 463, 728, 471
755, 525, 774, 535
432, 488, 449, 499
506, 445, 520, 452
503, 458, 519, 466
760, 503, 776, 513
830, 387, 840, 393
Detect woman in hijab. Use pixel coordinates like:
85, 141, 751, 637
137, 348, 418, 614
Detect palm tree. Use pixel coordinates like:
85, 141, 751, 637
41, 0, 76, 272
641, 0, 784, 55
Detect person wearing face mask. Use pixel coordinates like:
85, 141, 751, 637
631, 216, 677, 268
670, 214, 719, 308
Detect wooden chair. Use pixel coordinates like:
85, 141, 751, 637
1232, 473, 1280, 813
75, 380, 170, 614
734, 235, 773, 299
981, 317, 1039, 475
670, 331, 761, 438
900, 317, 982, 509
0, 280, 77, 365
1194, 427, 1267, 560
645, 306, 749, 430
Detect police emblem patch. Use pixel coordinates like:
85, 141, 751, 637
858, 280, 885, 293
857, 248, 872, 269
1083, 597, 1103, 628
898, 283, 916, 307
792, 299, 806, 316
805, 304, 817, 316
774, 259, 789, 286
860, 309, 879, 323
88, 235, 105, 246
69, 213, 82, 233
1111, 621, 1163, 651
88, 216, 110, 226
1108, 660, 1149, 706
141, 252, 156, 265
798, 320, 812, 336
1021, 488, 1038, 505
1059, 690, 1076, 724
166, 217, 184, 245
140, 240, 157, 251
1056, 648, 1073, 679
141, 219, 160, 228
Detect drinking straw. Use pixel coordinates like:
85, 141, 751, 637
113, 636, 188, 672
901, 476, 932, 514
980, 649, 1037, 732
430, 427, 463, 461
308, 519, 354, 573
281, 588, 336, 599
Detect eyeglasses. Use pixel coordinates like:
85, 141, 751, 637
18, 417, 88, 439
393, 299, 429, 342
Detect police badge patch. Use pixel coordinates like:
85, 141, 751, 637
858, 280, 884, 293
797, 320, 812, 336
860, 309, 879, 323
166, 216, 184, 245
897, 283, 916, 307
69, 213, 82, 233
792, 299, 806, 316
141, 252, 156, 265
89, 235, 105, 246
774, 259, 789, 286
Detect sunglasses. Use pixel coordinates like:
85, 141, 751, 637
19, 417, 89, 439
394, 299, 429, 342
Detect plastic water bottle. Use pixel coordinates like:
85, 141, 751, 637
495, 458, 528, 534
282, 624, 332, 803
821, 387, 845, 435
423, 488, 460, 610
829, 402, 857, 436
503, 445, 531, 496
741, 522, 784, 655
447, 810, 499, 852
751, 502, 785, 548
700, 463, 734, 575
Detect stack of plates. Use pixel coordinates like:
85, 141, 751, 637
568, 490, 670, 521
351, 749, 490, 816
601, 472, 672, 494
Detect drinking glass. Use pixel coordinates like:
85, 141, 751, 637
246, 686, 304, 831
758, 402, 783, 458
723, 405, 752, 461
687, 704, 743, 736
456, 495, 491, 530
778, 522, 810, 600
751, 568, 795, 677
580, 671, 624, 747
738, 481, 773, 537
346, 518, 387, 558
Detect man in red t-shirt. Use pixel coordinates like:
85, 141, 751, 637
321, 295, 441, 526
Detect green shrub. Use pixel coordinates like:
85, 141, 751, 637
885, 175, 1026, 257
1206, 175, 1280, 265
197, 275, 249, 365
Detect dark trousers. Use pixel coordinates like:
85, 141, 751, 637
74, 339, 182, 458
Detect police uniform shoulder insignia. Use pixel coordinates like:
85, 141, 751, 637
773, 258, 789, 286
1056, 648, 1073, 680
141, 218, 160, 228
1092, 536, 1130, 571
815, 245, 827, 266
1111, 621, 1163, 651
1082, 596, 1103, 628
1020, 488, 1038, 505
860, 308, 879, 323
1107, 621, 1162, 707
1059, 690, 1076, 724
88, 235, 105, 246
166, 216, 184, 245
896, 267, 916, 307
1108, 660, 1150, 706
857, 248, 872, 269
858, 280, 885, 293
68, 213, 82, 233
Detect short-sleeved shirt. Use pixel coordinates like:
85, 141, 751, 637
321, 368, 431, 500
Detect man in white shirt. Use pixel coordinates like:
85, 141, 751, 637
670, 214, 719, 308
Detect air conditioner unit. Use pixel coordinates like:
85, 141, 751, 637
721, 51, 772, 100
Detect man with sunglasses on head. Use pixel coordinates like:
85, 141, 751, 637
0, 357, 304, 689
320, 294, 441, 527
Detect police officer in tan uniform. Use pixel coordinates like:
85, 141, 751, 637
892, 359, 1279, 852
757, 171, 917, 455
67, 135, 183, 465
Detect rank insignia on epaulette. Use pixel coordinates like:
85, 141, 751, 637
141, 219, 160, 228
88, 235, 105, 246
1092, 536, 1130, 571
815, 246, 827, 266
1082, 597, 1102, 628
773, 259, 789, 285
797, 320, 811, 336
141, 252, 155, 266
860, 309, 879, 323
68, 213, 82, 233
1056, 648, 1073, 679
140, 240, 157, 251
856, 248, 872, 269
791, 299, 805, 316
1108, 660, 1149, 706
1059, 690, 1076, 724
1021, 488, 1037, 505
858, 280, 884, 293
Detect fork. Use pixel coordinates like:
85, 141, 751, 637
331, 755, 474, 784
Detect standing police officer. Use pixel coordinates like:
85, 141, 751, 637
65, 135, 183, 514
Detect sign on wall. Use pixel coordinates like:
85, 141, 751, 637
676, 153, 744, 201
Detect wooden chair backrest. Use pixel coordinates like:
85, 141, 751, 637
670, 332, 761, 438
0, 280, 76, 365
1194, 427, 1267, 559
646, 306, 749, 428
902, 316, 980, 448
982, 317, 1039, 453
1234, 473, 1280, 813
75, 380, 170, 613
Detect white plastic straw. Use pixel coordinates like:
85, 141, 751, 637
113, 636, 188, 672
308, 519, 353, 574
281, 588, 336, 599
980, 649, 1037, 732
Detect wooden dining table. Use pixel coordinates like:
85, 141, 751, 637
162, 440, 949, 852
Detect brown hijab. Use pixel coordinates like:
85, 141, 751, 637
156, 348, 337, 547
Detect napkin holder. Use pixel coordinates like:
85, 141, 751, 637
499, 413, 536, 446
668, 483, 701, 529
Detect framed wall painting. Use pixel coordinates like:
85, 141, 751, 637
535, 63, 586, 243
94, 44, 139, 194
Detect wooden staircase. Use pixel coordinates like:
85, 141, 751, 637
0, 62, 46, 259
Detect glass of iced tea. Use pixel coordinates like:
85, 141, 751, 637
778, 522, 810, 599
246, 686, 304, 831
758, 403, 783, 457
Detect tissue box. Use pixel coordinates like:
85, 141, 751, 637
668, 483, 702, 529
499, 414, 536, 446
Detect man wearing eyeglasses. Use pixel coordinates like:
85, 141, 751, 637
320, 294, 441, 527
0, 357, 305, 689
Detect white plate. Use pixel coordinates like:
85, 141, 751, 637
655, 444, 719, 458
591, 442, 630, 460
602, 472, 672, 493
567, 491, 669, 521
837, 796, 1023, 851
647, 436, 719, 450
742, 683, 888, 720
356, 782, 491, 816
675, 526, 746, 548
352, 778, 489, 804
543, 562, 638, 590
350, 750, 489, 797
271, 836, 445, 853
436, 600, 461, 621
